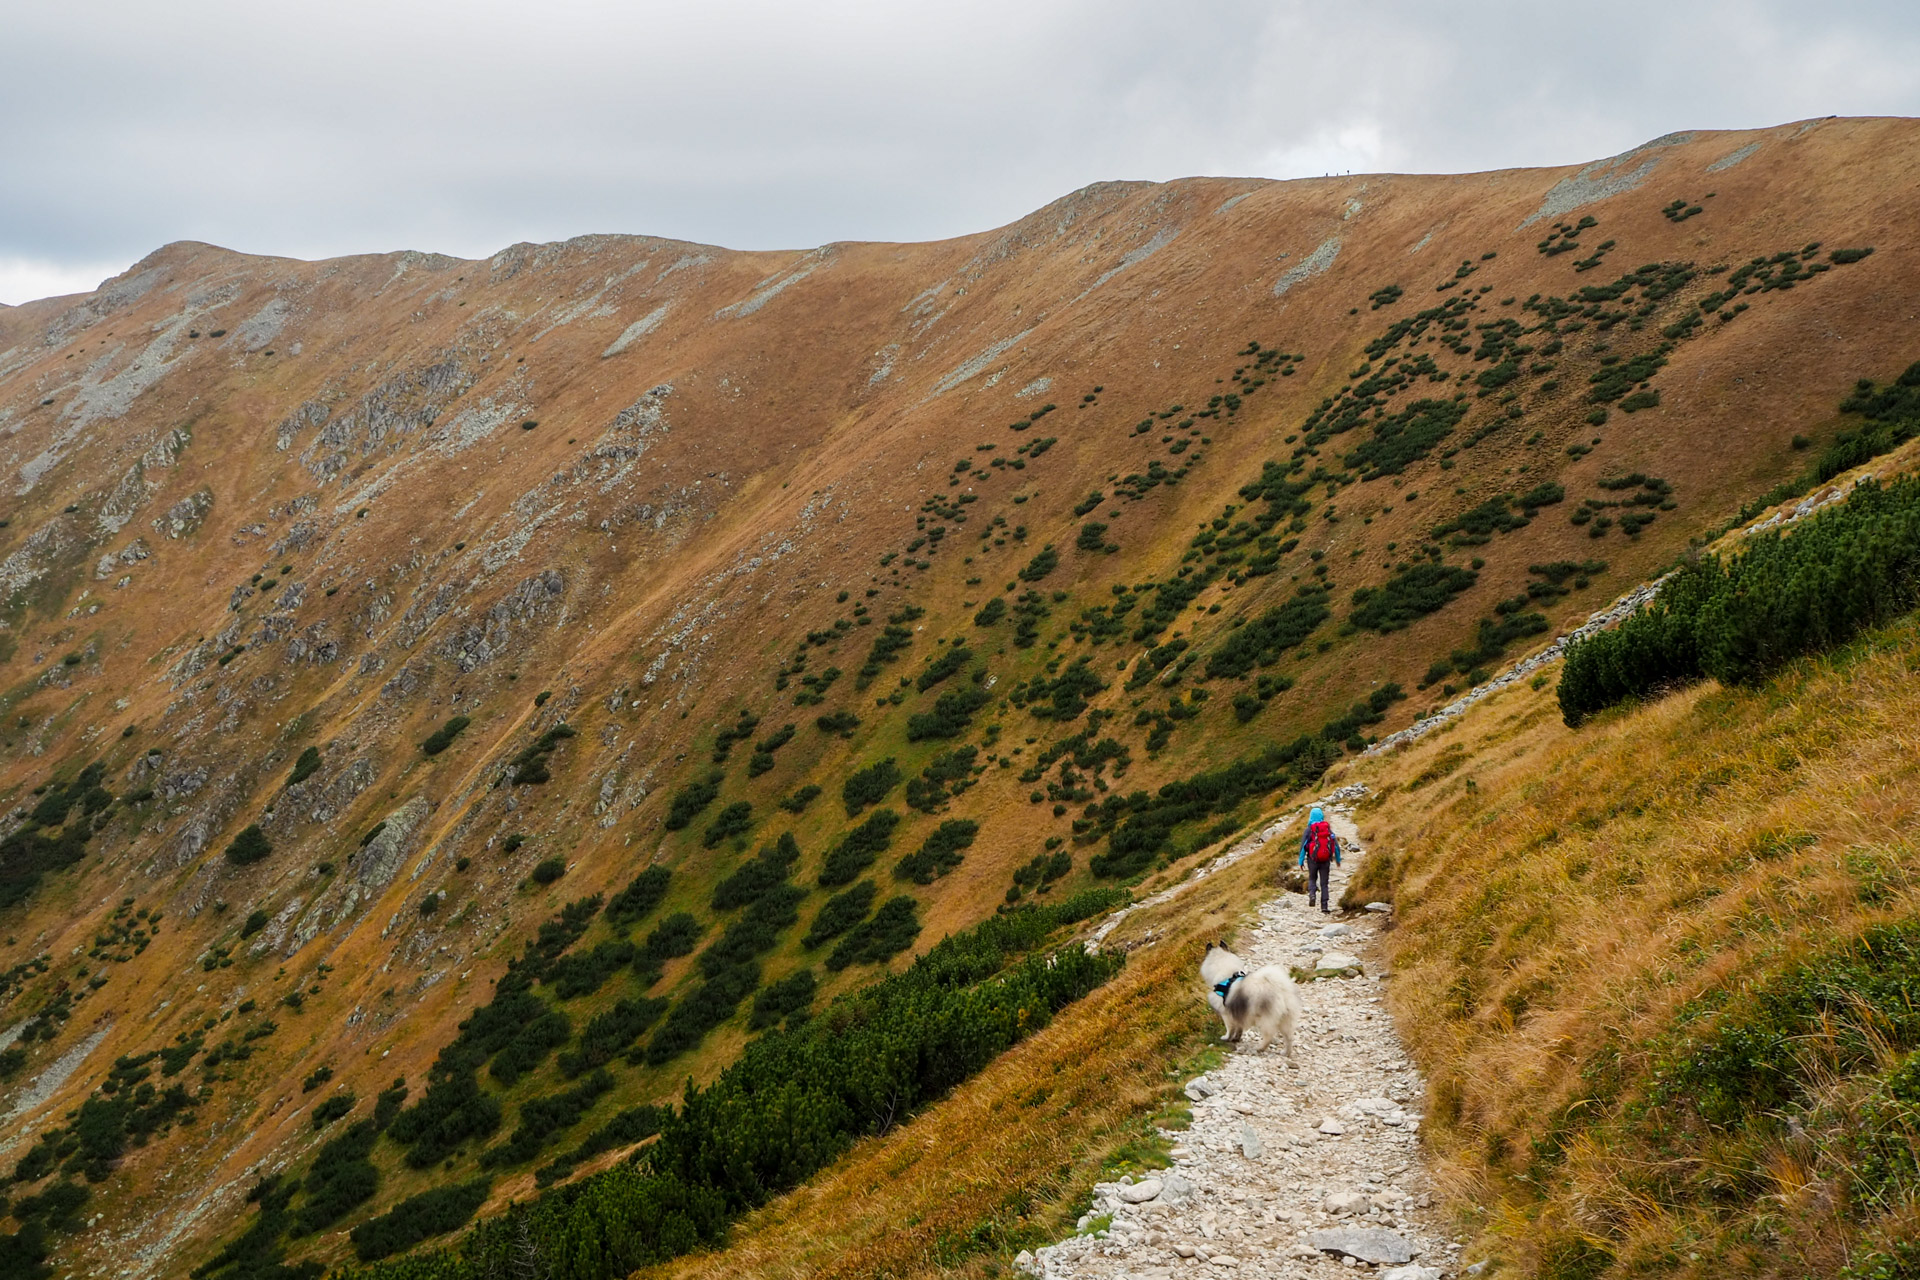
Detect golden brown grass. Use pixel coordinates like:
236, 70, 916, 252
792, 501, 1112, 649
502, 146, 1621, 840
1345, 615, 1920, 1277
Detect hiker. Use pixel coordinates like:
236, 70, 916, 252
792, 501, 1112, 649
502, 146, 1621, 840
1299, 805, 1341, 913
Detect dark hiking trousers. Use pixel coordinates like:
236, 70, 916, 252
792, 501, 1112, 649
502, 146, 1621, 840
1307, 859, 1333, 911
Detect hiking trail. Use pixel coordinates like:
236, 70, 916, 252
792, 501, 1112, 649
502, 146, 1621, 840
1021, 801, 1467, 1280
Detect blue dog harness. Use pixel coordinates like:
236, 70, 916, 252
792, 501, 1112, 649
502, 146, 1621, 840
1213, 971, 1246, 1001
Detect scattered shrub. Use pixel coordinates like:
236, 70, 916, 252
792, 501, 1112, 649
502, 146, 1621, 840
825, 896, 921, 970
1349, 564, 1477, 632
842, 759, 902, 816
240, 909, 272, 939
905, 685, 991, 740
421, 716, 471, 757
311, 1092, 355, 1129
1017, 546, 1059, 582
804, 881, 878, 948
225, 824, 274, 867
287, 746, 323, 786
701, 801, 753, 849
530, 858, 566, 885
778, 785, 822, 813
663, 772, 723, 831
605, 867, 671, 926
508, 724, 575, 784
818, 810, 902, 887
350, 1178, 492, 1262
894, 819, 978, 884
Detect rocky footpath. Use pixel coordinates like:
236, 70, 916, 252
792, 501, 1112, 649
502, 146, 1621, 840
1021, 812, 1464, 1279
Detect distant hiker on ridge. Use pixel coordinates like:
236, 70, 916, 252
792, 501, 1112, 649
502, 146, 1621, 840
1299, 805, 1340, 913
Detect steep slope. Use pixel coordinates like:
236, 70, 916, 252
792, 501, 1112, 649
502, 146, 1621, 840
0, 116, 1914, 1276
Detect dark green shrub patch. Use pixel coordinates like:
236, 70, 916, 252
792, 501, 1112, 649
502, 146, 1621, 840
778, 784, 822, 813
1072, 490, 1105, 516
1011, 589, 1052, 648
1086, 736, 1336, 878
746, 723, 795, 776
663, 772, 723, 830
544, 939, 637, 1000
1350, 564, 1477, 631
1561, 475, 1920, 723
288, 746, 323, 785
530, 857, 566, 885
533, 1104, 666, 1188
1008, 849, 1073, 899
826, 896, 922, 970
712, 833, 800, 910
558, 997, 668, 1077
349, 1178, 492, 1261
905, 684, 990, 739
710, 711, 760, 764
894, 819, 979, 884
905, 746, 978, 812
1369, 283, 1404, 309
634, 913, 703, 985
643, 960, 762, 1065
818, 810, 901, 887
1204, 586, 1329, 678
1341, 397, 1469, 480
698, 884, 804, 977
815, 709, 861, 737
915, 643, 973, 692
701, 801, 752, 849
1587, 347, 1671, 404
507, 724, 575, 784
1317, 683, 1408, 750
605, 867, 671, 926
1017, 545, 1059, 582
240, 909, 271, 939
805, 881, 878, 948
793, 666, 841, 706
842, 759, 902, 816
1430, 496, 1529, 545
312, 1092, 355, 1129
973, 597, 1007, 627
421, 717, 471, 757
487, 1007, 571, 1086
748, 969, 816, 1030
482, 1070, 615, 1169
290, 1118, 382, 1235
1009, 657, 1107, 721
225, 824, 273, 867
1076, 521, 1116, 553
1421, 613, 1550, 688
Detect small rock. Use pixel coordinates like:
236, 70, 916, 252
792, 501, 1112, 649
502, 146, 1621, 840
1382, 1267, 1442, 1280
1013, 1250, 1036, 1275
1173, 1243, 1197, 1258
1318, 1117, 1346, 1135
1318, 922, 1351, 938
1316, 951, 1363, 974
1308, 1226, 1417, 1265
1366, 901, 1392, 912
1238, 1121, 1263, 1158
1160, 1172, 1198, 1203
1209, 1256, 1239, 1267
1118, 1178, 1164, 1204
1322, 1191, 1371, 1215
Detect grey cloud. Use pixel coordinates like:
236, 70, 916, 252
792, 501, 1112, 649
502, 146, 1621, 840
2, 0, 1917, 303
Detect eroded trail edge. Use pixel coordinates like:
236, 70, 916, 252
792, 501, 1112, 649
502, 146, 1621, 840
1026, 806, 1464, 1280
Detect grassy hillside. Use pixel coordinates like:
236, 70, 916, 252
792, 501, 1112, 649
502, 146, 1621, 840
0, 117, 1917, 1276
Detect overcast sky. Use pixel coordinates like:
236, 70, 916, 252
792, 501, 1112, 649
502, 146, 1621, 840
3, 0, 1917, 305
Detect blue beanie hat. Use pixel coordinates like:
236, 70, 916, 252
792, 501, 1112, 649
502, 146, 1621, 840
1308, 806, 1325, 824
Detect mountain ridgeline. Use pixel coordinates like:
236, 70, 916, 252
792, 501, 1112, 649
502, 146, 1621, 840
0, 117, 1913, 1277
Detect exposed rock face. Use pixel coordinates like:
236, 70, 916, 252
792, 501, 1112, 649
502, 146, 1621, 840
283, 796, 431, 955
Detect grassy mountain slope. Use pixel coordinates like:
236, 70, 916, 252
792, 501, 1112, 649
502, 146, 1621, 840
0, 116, 1915, 1275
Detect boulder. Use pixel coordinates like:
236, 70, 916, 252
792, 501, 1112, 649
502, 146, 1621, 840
1317, 1117, 1346, 1135
1159, 1171, 1198, 1203
1308, 1226, 1417, 1265
1116, 1178, 1163, 1204
1318, 922, 1352, 938
1315, 950, 1362, 975
1322, 1190, 1371, 1215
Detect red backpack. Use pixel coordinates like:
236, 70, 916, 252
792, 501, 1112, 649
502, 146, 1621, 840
1307, 820, 1336, 864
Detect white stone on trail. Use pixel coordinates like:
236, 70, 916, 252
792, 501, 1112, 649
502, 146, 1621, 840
1318, 923, 1351, 938
1383, 1266, 1444, 1280
1366, 902, 1393, 913
1023, 804, 1461, 1278
1315, 951, 1362, 974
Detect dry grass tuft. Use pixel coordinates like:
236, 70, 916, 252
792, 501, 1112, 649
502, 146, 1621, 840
1351, 614, 1920, 1278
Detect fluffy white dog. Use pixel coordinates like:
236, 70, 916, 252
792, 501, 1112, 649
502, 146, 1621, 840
1200, 942, 1300, 1061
